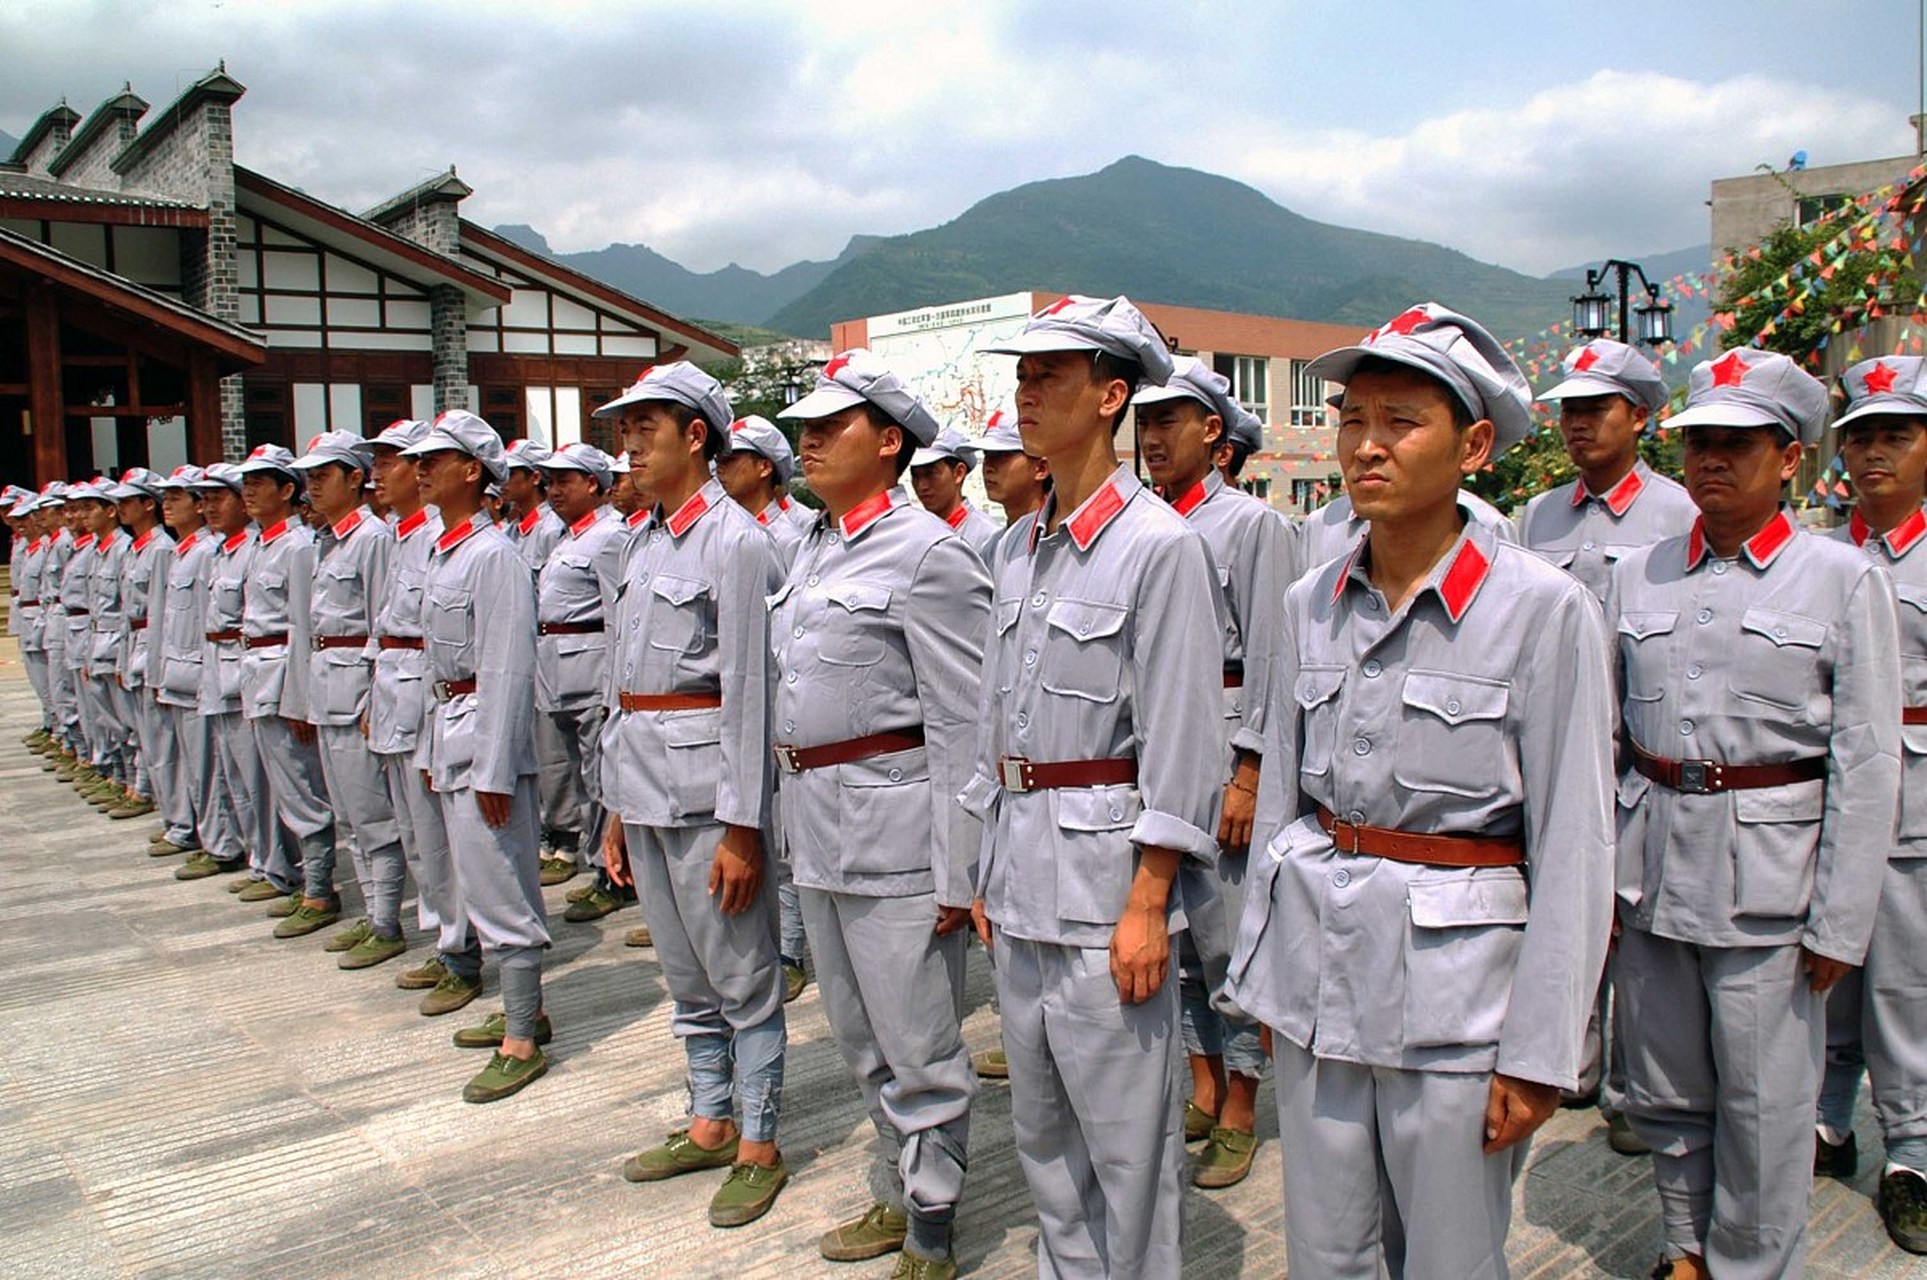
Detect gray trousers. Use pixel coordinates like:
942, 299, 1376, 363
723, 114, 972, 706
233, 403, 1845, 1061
437, 777, 545, 1033
173, 705, 233, 860
22, 647, 51, 727
627, 821, 786, 1143
1274, 1041, 1524, 1279
382, 753, 469, 961
316, 724, 406, 934
1615, 929, 1822, 1279
800, 887, 973, 1222
47, 644, 78, 747
82, 673, 122, 776
995, 932, 1183, 1280
1822, 857, 1927, 1170
140, 692, 194, 845
212, 708, 290, 883
114, 683, 150, 798
534, 708, 581, 852
249, 714, 333, 902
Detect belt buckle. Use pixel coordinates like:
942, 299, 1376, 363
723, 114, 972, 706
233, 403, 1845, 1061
311, 633, 325, 652
774, 744, 801, 774
999, 757, 1033, 793
1677, 760, 1713, 794
1328, 815, 1363, 855
432, 680, 452, 702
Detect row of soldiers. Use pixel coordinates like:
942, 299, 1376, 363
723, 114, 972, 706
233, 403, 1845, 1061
4, 292, 1924, 1279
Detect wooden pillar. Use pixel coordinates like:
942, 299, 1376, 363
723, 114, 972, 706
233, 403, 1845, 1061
187, 351, 222, 465
25, 286, 64, 485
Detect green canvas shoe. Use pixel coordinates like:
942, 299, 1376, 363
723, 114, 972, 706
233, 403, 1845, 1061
819, 1202, 906, 1261
708, 1157, 788, 1228
337, 932, 406, 971
451, 1010, 552, 1048
323, 918, 374, 953
173, 853, 226, 881
1192, 1127, 1258, 1189
395, 956, 448, 991
562, 883, 625, 922
265, 893, 301, 918
539, 857, 579, 886
889, 1252, 958, 1280
108, 797, 155, 819
235, 878, 284, 902
622, 1129, 740, 1183
419, 971, 482, 1016
272, 900, 341, 939
624, 926, 653, 948
461, 1048, 547, 1103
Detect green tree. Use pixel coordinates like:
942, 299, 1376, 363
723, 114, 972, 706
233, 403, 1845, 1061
1715, 220, 1916, 358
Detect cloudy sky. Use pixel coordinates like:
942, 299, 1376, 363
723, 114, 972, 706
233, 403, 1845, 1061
5, 0, 1922, 277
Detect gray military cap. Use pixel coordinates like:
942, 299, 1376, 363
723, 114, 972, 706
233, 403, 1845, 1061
1539, 339, 1668, 414
192, 462, 246, 494
371, 418, 432, 451
592, 361, 735, 440
1131, 354, 1265, 455
1834, 356, 1927, 431
293, 430, 375, 475
977, 406, 1025, 454
779, 349, 943, 446
910, 425, 982, 471
155, 464, 207, 492
401, 409, 511, 482
983, 295, 1175, 386
723, 415, 796, 484
539, 441, 617, 490
104, 466, 166, 500
237, 443, 304, 488
1666, 349, 1828, 446
1306, 302, 1534, 453
504, 437, 553, 473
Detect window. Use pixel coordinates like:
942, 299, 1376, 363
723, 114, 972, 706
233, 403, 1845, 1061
1212, 354, 1268, 419
1240, 475, 1270, 503
1796, 193, 1854, 227
1289, 359, 1331, 427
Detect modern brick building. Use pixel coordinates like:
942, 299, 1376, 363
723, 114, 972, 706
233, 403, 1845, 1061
0, 64, 734, 486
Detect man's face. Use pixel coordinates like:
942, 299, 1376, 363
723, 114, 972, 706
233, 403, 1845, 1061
203, 487, 249, 534
715, 451, 772, 506
611, 471, 642, 516
304, 462, 362, 520
1136, 400, 1221, 492
1682, 425, 1801, 523
371, 448, 419, 510
546, 468, 605, 525
415, 450, 480, 510
621, 404, 701, 498
1558, 393, 1647, 477
82, 499, 118, 537
1014, 351, 1123, 457
909, 458, 967, 516
980, 450, 1048, 510
161, 488, 200, 532
115, 495, 151, 529
798, 407, 899, 505
1839, 417, 1927, 509
1336, 366, 1491, 524
241, 471, 294, 523
502, 468, 540, 512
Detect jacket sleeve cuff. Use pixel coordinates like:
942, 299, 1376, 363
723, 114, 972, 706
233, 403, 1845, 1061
1130, 809, 1219, 865
957, 771, 1001, 821
1230, 727, 1265, 756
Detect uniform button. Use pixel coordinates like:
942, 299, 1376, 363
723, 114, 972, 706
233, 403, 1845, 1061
1712, 561, 1728, 576
1687, 665, 1702, 680
1352, 738, 1370, 755
1109, 806, 1125, 821
638, 574, 649, 584
807, 575, 819, 586
1583, 540, 1596, 551
1230, 697, 1243, 712
1774, 626, 1787, 639
1679, 719, 1694, 735
1031, 592, 1046, 607
783, 720, 795, 734
1332, 869, 1351, 887
792, 627, 803, 638
1364, 597, 1379, 611
1078, 623, 1089, 636
1696, 608, 1713, 624
1444, 698, 1462, 716
1016, 712, 1029, 729
1024, 649, 1037, 666
786, 672, 798, 685
1363, 660, 1382, 677
888, 768, 903, 782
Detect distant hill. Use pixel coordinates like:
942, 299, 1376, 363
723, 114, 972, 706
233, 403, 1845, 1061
492, 224, 880, 328
767, 156, 1577, 341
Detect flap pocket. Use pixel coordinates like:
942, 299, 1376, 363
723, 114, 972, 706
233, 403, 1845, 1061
825, 581, 892, 614
661, 707, 722, 749
1046, 599, 1128, 643
1740, 608, 1827, 650
1616, 770, 1652, 810
1617, 610, 1678, 641
1055, 785, 1141, 833
1294, 665, 1346, 710
1904, 723, 1927, 758
650, 574, 710, 607
1402, 670, 1508, 725
1897, 583, 1927, 615
1408, 873, 1529, 929
994, 597, 1022, 636
1734, 780, 1825, 825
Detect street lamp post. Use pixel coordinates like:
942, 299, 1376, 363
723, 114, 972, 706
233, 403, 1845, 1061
1571, 259, 1675, 346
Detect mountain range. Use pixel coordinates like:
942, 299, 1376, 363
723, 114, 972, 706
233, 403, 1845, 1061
499, 155, 1708, 344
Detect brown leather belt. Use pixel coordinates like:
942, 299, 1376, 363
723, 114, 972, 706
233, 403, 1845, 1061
1906, 708, 1927, 726
205, 629, 242, 643
538, 620, 605, 636
19, 598, 39, 606
129, 618, 149, 630
1631, 741, 1826, 795
619, 691, 722, 713
312, 634, 368, 651
242, 632, 288, 650
1223, 660, 1244, 690
998, 755, 1138, 793
377, 635, 423, 651
65, 606, 88, 615
433, 677, 477, 701
776, 726, 926, 773
1316, 805, 1524, 868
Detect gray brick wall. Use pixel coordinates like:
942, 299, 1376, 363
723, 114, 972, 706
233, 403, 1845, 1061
430, 285, 468, 414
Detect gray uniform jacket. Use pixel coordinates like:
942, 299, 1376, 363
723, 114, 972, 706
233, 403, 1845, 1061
157, 528, 217, 710
1299, 490, 1517, 574
42, 531, 74, 655
1516, 460, 1699, 602
601, 479, 778, 831
304, 506, 393, 727
6, 533, 20, 639
1834, 508, 1927, 860
942, 501, 1001, 559
416, 512, 538, 795
511, 503, 565, 575
17, 534, 49, 653
200, 528, 255, 715
1175, 471, 1294, 758
369, 508, 439, 757
753, 496, 811, 572
535, 505, 625, 714
770, 489, 991, 907
1610, 511, 1902, 963
1224, 520, 1616, 1089
59, 533, 96, 671
119, 527, 173, 691
959, 464, 1226, 948
86, 531, 129, 673
240, 519, 312, 722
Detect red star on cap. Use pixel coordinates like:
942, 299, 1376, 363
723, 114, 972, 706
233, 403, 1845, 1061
1864, 361, 1900, 394
1709, 351, 1750, 387
308, 435, 324, 451
730, 418, 749, 433
987, 409, 1008, 428
823, 353, 853, 379
1041, 297, 1078, 316
1378, 307, 1430, 338
1572, 347, 1601, 373
249, 445, 270, 459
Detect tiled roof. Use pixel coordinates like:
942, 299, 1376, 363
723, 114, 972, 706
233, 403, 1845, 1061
0, 170, 201, 212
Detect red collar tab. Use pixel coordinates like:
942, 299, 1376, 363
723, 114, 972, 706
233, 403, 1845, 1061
395, 508, 430, 540
174, 528, 202, 556
1171, 479, 1209, 518
92, 530, 117, 554
28, 536, 45, 553
1064, 471, 1132, 552
74, 532, 96, 551
626, 508, 650, 529
1687, 509, 1799, 572
1573, 466, 1645, 517
132, 527, 160, 552
331, 508, 366, 540
777, 495, 792, 511
1432, 535, 1493, 624
1852, 506, 1927, 557
568, 508, 603, 538
518, 506, 544, 536
1332, 541, 1366, 605
944, 504, 970, 530
436, 513, 483, 554
664, 488, 711, 539
839, 489, 896, 539
222, 529, 250, 554
258, 518, 292, 545
755, 507, 772, 526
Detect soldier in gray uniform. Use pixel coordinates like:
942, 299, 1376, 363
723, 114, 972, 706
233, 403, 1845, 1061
1609, 349, 1901, 1280
773, 351, 990, 1277
593, 363, 790, 1229
233, 446, 338, 938
976, 405, 1049, 558
40, 490, 81, 767
1133, 356, 1294, 1190
367, 419, 475, 1012
1811, 356, 1927, 1255
153, 468, 232, 871
715, 414, 813, 1001
531, 442, 625, 889
1223, 302, 1615, 1278
401, 411, 551, 1104
14, 495, 56, 751
65, 484, 117, 796
961, 296, 1224, 1278
909, 426, 1000, 557
293, 432, 409, 970
107, 469, 171, 822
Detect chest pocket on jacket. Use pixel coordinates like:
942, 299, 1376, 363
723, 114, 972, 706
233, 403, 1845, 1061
1616, 611, 1678, 704
425, 586, 473, 654
1294, 665, 1347, 778
1731, 607, 1827, 713
818, 581, 893, 668
317, 558, 362, 615
1393, 670, 1512, 799
647, 575, 712, 654
1041, 599, 1128, 703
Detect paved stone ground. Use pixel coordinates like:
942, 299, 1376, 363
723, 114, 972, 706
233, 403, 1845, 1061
0, 653, 1918, 1278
